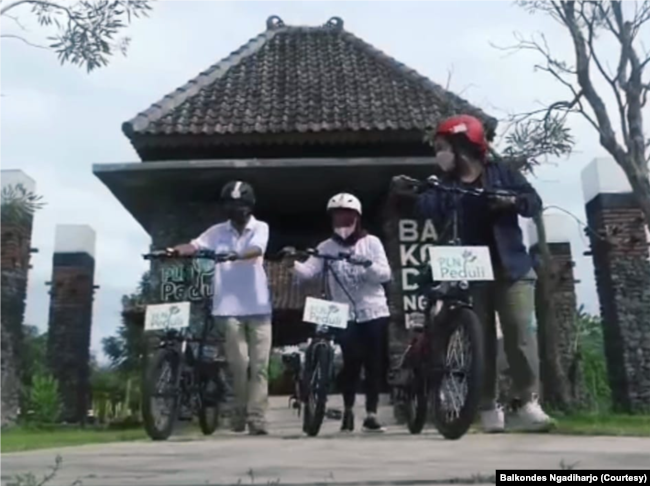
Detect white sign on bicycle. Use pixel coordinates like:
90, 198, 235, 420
144, 302, 191, 331
303, 297, 349, 329
428, 246, 494, 281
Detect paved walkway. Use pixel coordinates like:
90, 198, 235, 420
3, 397, 649, 486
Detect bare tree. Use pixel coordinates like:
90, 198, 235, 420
498, 0, 650, 226
1, 0, 152, 72
490, 117, 576, 410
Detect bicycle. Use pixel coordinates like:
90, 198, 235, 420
392, 175, 501, 440
140, 249, 232, 441
279, 248, 370, 437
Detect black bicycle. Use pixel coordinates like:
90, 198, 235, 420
279, 248, 369, 437
140, 249, 232, 441
392, 175, 506, 439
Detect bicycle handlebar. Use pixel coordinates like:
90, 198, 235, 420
278, 247, 371, 267
143, 249, 236, 263
395, 175, 516, 199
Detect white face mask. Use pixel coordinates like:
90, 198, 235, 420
334, 225, 355, 239
433, 150, 456, 172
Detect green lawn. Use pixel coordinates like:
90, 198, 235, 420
1, 427, 147, 453
551, 412, 650, 437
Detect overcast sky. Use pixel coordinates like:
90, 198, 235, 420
2, 0, 631, 359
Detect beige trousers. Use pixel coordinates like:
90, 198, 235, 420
214, 315, 272, 423
471, 270, 540, 409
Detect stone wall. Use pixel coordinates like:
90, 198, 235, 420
1, 171, 36, 427
526, 212, 583, 406
582, 158, 650, 412
46, 225, 97, 423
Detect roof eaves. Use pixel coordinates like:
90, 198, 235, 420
121, 27, 286, 139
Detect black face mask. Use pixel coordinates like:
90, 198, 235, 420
226, 205, 251, 225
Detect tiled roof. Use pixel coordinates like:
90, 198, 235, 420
123, 16, 497, 143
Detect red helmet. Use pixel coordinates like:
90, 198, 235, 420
436, 115, 488, 159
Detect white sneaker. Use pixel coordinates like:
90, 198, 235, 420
508, 399, 555, 432
480, 407, 505, 433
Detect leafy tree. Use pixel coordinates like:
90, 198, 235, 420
102, 271, 149, 374
1, 0, 152, 72
21, 325, 48, 387
0, 184, 45, 225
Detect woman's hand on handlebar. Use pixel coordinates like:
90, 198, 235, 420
346, 254, 372, 268
390, 175, 422, 198
278, 246, 299, 268
486, 190, 518, 211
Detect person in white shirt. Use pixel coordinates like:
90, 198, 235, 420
174, 181, 272, 435
290, 193, 392, 433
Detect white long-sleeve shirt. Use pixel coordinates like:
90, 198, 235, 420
292, 234, 392, 323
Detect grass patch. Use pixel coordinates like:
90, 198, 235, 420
550, 412, 650, 437
1, 426, 147, 453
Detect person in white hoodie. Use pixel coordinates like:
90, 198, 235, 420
290, 193, 392, 433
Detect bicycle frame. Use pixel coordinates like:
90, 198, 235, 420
299, 259, 337, 403
397, 178, 480, 384
283, 248, 366, 418
145, 251, 228, 415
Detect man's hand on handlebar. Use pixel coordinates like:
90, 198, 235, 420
173, 243, 197, 257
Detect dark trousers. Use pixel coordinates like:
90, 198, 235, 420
337, 317, 388, 414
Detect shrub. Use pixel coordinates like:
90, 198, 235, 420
575, 308, 611, 411
23, 373, 61, 426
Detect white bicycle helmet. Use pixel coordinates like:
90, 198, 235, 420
326, 193, 362, 215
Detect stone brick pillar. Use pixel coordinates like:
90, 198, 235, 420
1, 170, 37, 426
527, 213, 583, 405
46, 225, 97, 423
581, 158, 650, 412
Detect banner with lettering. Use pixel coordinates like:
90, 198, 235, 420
381, 195, 438, 330
149, 258, 215, 334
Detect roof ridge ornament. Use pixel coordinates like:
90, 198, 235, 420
324, 17, 344, 31
267, 15, 285, 30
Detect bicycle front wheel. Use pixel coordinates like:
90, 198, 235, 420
142, 348, 181, 441
302, 343, 331, 437
432, 307, 484, 440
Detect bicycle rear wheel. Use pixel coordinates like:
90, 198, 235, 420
198, 372, 222, 435
142, 349, 180, 441
302, 343, 330, 437
405, 369, 428, 435
432, 307, 484, 440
